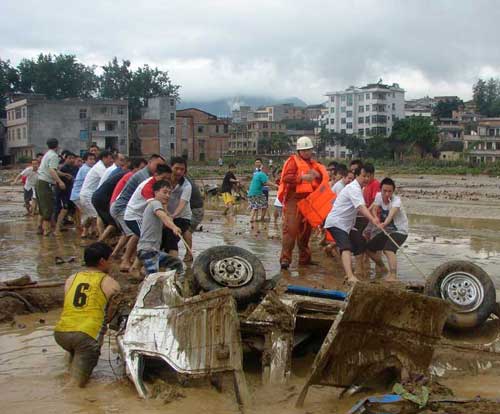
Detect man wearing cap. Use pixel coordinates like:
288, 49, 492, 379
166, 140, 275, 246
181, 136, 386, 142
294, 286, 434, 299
277, 136, 329, 269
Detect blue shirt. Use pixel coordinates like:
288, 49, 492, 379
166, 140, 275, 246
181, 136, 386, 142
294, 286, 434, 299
70, 164, 91, 201
248, 171, 268, 197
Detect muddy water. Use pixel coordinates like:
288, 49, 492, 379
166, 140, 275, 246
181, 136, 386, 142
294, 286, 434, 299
2, 185, 500, 412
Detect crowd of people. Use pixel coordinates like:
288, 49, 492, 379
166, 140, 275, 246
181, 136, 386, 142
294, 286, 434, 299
13, 138, 204, 277
218, 136, 409, 283
10, 136, 409, 388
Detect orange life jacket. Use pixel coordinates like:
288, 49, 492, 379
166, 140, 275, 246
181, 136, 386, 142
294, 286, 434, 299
297, 182, 336, 227
277, 155, 327, 202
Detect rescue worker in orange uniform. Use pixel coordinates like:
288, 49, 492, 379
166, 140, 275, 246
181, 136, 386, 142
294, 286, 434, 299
277, 136, 329, 269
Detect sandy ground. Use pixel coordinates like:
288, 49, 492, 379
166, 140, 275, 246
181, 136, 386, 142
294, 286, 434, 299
1, 171, 500, 413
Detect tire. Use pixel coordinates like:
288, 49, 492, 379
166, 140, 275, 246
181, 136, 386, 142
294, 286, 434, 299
424, 260, 496, 329
193, 245, 266, 305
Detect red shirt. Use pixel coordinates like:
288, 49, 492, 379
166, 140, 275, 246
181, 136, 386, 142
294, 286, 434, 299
363, 178, 380, 208
110, 171, 133, 204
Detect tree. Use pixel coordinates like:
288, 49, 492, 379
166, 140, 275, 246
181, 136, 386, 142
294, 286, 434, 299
341, 134, 366, 157
389, 116, 438, 158
433, 97, 463, 119
473, 78, 500, 117
17, 53, 98, 99
0, 59, 19, 113
365, 135, 392, 159
100, 58, 181, 120
473, 78, 488, 114
258, 133, 291, 155
317, 127, 335, 157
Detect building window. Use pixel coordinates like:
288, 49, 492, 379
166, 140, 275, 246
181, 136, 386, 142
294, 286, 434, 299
358, 129, 364, 136
358, 94, 364, 101
358, 106, 364, 112
80, 130, 88, 141
170, 98, 175, 106
340, 106, 346, 113
224, 124, 228, 133
330, 107, 335, 113
22, 127, 26, 139
197, 126, 204, 133
347, 122, 352, 129
17, 128, 21, 140
170, 112, 175, 121
100, 107, 107, 114
79, 109, 87, 119
341, 118, 346, 124
365, 105, 370, 111
392, 92, 395, 97
347, 95, 353, 106
170, 126, 175, 135
365, 93, 370, 99
330, 96, 335, 102
365, 128, 370, 135
330, 118, 334, 125
358, 117, 364, 124
22, 107, 26, 118
117, 107, 124, 115
392, 114, 397, 122
216, 125, 220, 133
487, 142, 493, 150
365, 116, 370, 124
346, 111, 353, 118
15, 109, 21, 119
341, 96, 346, 102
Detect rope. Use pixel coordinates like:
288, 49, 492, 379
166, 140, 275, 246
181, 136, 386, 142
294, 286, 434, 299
380, 228, 428, 281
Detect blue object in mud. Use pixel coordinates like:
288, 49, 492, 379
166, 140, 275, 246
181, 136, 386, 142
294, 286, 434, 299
285, 285, 347, 301
348, 394, 403, 414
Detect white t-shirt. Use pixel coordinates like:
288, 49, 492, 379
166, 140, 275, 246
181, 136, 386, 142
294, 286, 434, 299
124, 176, 154, 221
97, 163, 118, 188
331, 180, 346, 196
373, 192, 408, 234
79, 160, 106, 201
21, 167, 38, 191
324, 179, 365, 233
38, 150, 59, 184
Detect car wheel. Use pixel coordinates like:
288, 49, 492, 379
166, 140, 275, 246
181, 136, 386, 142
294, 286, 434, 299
424, 260, 496, 329
193, 245, 266, 305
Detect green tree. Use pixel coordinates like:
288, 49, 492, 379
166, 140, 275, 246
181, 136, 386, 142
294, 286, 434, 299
433, 97, 463, 119
389, 116, 438, 158
473, 78, 488, 114
473, 77, 500, 117
341, 134, 366, 157
17, 53, 98, 99
0, 59, 19, 113
365, 134, 392, 159
317, 127, 335, 157
100, 58, 181, 120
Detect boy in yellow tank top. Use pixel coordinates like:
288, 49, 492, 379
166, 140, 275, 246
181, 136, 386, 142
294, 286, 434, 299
54, 242, 120, 387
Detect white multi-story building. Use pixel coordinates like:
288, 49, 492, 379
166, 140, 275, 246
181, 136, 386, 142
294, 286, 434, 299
323, 82, 405, 158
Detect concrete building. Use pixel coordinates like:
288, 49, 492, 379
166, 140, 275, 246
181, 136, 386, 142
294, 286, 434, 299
464, 118, 500, 163
231, 106, 252, 123
5, 96, 128, 162
304, 104, 324, 121
322, 81, 405, 158
141, 96, 176, 158
176, 108, 230, 161
325, 82, 405, 139
232, 103, 308, 123
0, 118, 6, 161
228, 120, 286, 155
437, 118, 464, 143
135, 119, 160, 156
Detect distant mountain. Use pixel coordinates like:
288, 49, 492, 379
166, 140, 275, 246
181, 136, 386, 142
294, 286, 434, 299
177, 96, 308, 117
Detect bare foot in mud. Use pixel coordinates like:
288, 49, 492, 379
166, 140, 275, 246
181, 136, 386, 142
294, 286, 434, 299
385, 273, 398, 282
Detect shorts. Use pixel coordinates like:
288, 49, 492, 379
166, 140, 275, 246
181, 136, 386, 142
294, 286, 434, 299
54, 331, 101, 387
110, 204, 133, 237
263, 187, 269, 202
92, 195, 116, 227
326, 226, 366, 256
57, 188, 74, 211
366, 231, 408, 253
222, 192, 235, 205
161, 218, 191, 252
137, 250, 184, 275
248, 194, 267, 210
23, 188, 33, 205
36, 180, 56, 220
79, 194, 98, 221
354, 216, 369, 232
124, 219, 141, 237
190, 207, 204, 232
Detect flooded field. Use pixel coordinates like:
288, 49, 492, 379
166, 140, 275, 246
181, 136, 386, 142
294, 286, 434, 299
1, 176, 500, 413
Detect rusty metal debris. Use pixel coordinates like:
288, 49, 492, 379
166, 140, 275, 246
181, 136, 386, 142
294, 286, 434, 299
296, 282, 450, 407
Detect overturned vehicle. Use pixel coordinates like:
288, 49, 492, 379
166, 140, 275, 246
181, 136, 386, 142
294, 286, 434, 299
117, 246, 500, 408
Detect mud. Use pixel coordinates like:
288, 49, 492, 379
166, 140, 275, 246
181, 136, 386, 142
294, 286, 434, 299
1, 173, 500, 413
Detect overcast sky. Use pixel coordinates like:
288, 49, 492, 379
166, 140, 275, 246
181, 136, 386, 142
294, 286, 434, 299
2, 0, 500, 104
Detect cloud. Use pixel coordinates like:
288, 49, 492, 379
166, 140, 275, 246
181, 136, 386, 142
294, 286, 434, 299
2, 0, 500, 103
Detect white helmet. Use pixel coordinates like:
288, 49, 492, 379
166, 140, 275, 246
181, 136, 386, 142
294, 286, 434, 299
296, 136, 314, 151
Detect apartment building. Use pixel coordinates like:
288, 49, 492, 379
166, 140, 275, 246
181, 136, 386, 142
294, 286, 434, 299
464, 118, 500, 163
325, 82, 405, 138
5, 95, 128, 161
228, 120, 286, 155
141, 96, 176, 158
176, 108, 229, 161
